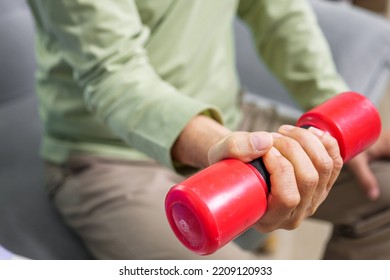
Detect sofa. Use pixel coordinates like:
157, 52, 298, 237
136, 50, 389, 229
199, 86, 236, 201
0, 0, 91, 259
0, 0, 389, 259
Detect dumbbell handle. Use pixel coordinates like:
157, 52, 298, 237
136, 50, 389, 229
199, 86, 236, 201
165, 92, 381, 255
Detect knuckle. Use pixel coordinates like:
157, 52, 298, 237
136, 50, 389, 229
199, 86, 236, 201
279, 193, 300, 210
281, 137, 300, 151
318, 156, 334, 175
300, 171, 319, 188
224, 135, 242, 157
276, 158, 294, 175
283, 219, 302, 230
333, 156, 343, 171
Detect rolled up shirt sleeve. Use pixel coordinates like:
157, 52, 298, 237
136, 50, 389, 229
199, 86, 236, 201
32, 0, 222, 168
237, 0, 349, 110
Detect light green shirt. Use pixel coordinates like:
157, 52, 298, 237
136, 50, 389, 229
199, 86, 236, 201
27, 0, 348, 168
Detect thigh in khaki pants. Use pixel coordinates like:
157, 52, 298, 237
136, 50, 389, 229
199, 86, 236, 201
46, 157, 260, 260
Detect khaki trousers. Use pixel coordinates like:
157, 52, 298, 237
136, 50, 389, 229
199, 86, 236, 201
44, 97, 390, 259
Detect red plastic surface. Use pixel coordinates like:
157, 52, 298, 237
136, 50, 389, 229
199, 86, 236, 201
165, 91, 381, 255
165, 159, 268, 255
297, 92, 381, 162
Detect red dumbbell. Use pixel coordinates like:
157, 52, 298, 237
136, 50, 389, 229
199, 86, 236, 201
165, 92, 381, 255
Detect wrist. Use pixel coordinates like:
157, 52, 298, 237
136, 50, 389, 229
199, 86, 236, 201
171, 114, 230, 168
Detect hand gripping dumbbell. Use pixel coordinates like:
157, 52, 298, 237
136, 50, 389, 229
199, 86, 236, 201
165, 92, 381, 255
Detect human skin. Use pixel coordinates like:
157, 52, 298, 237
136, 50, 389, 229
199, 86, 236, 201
347, 130, 390, 200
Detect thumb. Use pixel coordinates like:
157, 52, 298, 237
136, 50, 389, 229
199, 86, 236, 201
207, 131, 273, 165
347, 155, 380, 200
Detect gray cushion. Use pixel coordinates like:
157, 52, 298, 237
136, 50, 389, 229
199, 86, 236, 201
0, 0, 36, 103
0, 0, 91, 259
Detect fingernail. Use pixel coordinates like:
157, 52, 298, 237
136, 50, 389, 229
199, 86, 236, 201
251, 132, 272, 151
279, 125, 295, 132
